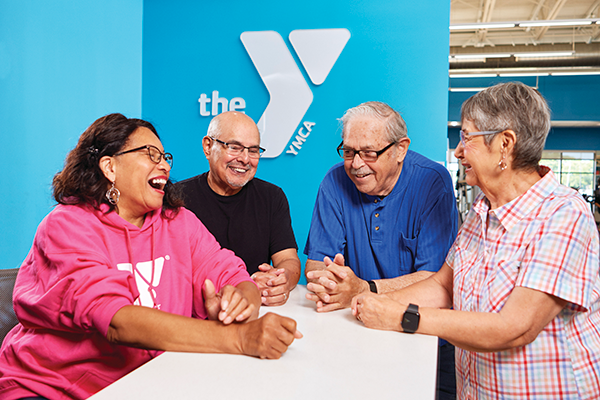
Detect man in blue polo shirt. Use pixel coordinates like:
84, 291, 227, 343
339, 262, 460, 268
304, 101, 458, 400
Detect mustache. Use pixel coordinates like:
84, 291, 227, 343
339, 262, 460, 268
350, 167, 373, 176
227, 161, 251, 169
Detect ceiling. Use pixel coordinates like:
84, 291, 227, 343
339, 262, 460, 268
449, 0, 600, 76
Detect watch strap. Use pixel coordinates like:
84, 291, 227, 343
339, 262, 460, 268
367, 280, 378, 293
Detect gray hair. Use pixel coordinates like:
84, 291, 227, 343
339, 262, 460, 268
206, 116, 222, 140
341, 101, 407, 143
461, 82, 551, 171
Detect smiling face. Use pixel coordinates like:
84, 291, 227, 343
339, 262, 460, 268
454, 119, 500, 189
342, 115, 407, 197
204, 112, 260, 196
104, 127, 170, 226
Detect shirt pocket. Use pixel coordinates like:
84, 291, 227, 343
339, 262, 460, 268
481, 259, 521, 313
397, 233, 417, 274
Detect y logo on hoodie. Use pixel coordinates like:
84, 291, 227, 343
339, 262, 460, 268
117, 256, 167, 308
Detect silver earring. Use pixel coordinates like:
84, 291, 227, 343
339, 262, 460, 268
498, 156, 507, 171
106, 181, 120, 205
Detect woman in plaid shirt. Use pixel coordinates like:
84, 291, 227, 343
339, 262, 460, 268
351, 82, 600, 399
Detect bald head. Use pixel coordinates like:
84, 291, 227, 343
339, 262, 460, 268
207, 111, 260, 143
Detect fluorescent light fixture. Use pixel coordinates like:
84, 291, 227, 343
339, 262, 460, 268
551, 71, 600, 76
450, 73, 498, 78
450, 19, 600, 31
519, 19, 593, 28
450, 22, 516, 30
448, 87, 488, 92
450, 53, 512, 60
515, 51, 574, 58
499, 72, 550, 77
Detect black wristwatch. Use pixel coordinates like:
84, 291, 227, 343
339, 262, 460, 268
367, 280, 378, 293
401, 303, 420, 334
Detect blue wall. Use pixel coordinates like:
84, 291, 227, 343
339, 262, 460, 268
142, 0, 451, 281
448, 75, 600, 150
1, 1, 143, 269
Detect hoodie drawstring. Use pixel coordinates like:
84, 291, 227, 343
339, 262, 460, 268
125, 224, 159, 309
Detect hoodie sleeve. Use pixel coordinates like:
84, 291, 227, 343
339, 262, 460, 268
13, 207, 138, 337
186, 214, 255, 319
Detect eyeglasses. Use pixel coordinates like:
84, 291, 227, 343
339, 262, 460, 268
114, 145, 173, 168
459, 130, 503, 147
210, 137, 265, 159
337, 141, 397, 162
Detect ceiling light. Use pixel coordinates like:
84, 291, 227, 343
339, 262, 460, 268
499, 72, 550, 77
518, 19, 593, 28
551, 71, 600, 76
515, 51, 574, 58
450, 22, 516, 31
448, 87, 488, 92
450, 19, 600, 31
450, 53, 512, 60
450, 73, 498, 78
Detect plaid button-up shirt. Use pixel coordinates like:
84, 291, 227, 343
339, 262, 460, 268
447, 167, 600, 399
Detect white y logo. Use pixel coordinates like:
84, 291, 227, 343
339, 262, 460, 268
241, 29, 350, 158
117, 257, 166, 308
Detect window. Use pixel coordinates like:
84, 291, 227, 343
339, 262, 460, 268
540, 151, 595, 197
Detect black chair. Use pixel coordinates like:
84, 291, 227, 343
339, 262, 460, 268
0, 268, 20, 344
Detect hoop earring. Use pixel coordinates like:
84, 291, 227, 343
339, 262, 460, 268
106, 181, 120, 205
498, 154, 508, 171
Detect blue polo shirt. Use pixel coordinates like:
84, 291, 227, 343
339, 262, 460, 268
304, 150, 458, 280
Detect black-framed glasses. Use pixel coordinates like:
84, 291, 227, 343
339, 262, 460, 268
459, 130, 502, 147
337, 141, 397, 162
210, 137, 265, 159
114, 145, 173, 168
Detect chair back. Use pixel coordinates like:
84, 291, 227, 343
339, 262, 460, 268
0, 268, 20, 344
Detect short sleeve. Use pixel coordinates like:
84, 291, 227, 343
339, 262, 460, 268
516, 200, 598, 309
304, 171, 347, 261
269, 186, 298, 256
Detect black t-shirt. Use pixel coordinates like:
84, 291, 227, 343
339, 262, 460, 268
175, 173, 298, 275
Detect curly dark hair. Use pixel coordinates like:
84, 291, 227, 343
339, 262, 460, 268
53, 113, 183, 217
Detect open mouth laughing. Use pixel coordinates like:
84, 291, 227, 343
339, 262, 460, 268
149, 177, 167, 191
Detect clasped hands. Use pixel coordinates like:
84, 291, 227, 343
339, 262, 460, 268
306, 254, 406, 331
252, 264, 292, 306
306, 254, 369, 312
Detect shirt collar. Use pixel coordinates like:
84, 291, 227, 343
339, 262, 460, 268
472, 166, 558, 231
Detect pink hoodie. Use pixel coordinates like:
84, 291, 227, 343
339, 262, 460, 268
0, 203, 253, 399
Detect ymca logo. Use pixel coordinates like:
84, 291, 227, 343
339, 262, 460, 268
241, 29, 350, 157
198, 29, 350, 158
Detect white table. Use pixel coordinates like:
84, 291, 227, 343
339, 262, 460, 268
91, 286, 438, 399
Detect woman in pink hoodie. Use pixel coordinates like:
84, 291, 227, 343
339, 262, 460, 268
0, 114, 301, 400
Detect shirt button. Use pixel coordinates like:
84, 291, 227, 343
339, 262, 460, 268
375, 226, 380, 231
375, 213, 380, 217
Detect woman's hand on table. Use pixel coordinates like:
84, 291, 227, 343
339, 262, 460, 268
237, 312, 303, 359
203, 279, 257, 324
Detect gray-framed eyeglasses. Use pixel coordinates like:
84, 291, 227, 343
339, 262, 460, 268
337, 141, 397, 162
210, 137, 265, 159
459, 130, 503, 147
114, 145, 173, 168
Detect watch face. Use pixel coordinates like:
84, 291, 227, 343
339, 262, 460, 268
402, 304, 420, 333
402, 314, 418, 331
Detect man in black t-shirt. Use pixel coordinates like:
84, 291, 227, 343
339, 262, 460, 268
175, 111, 300, 306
